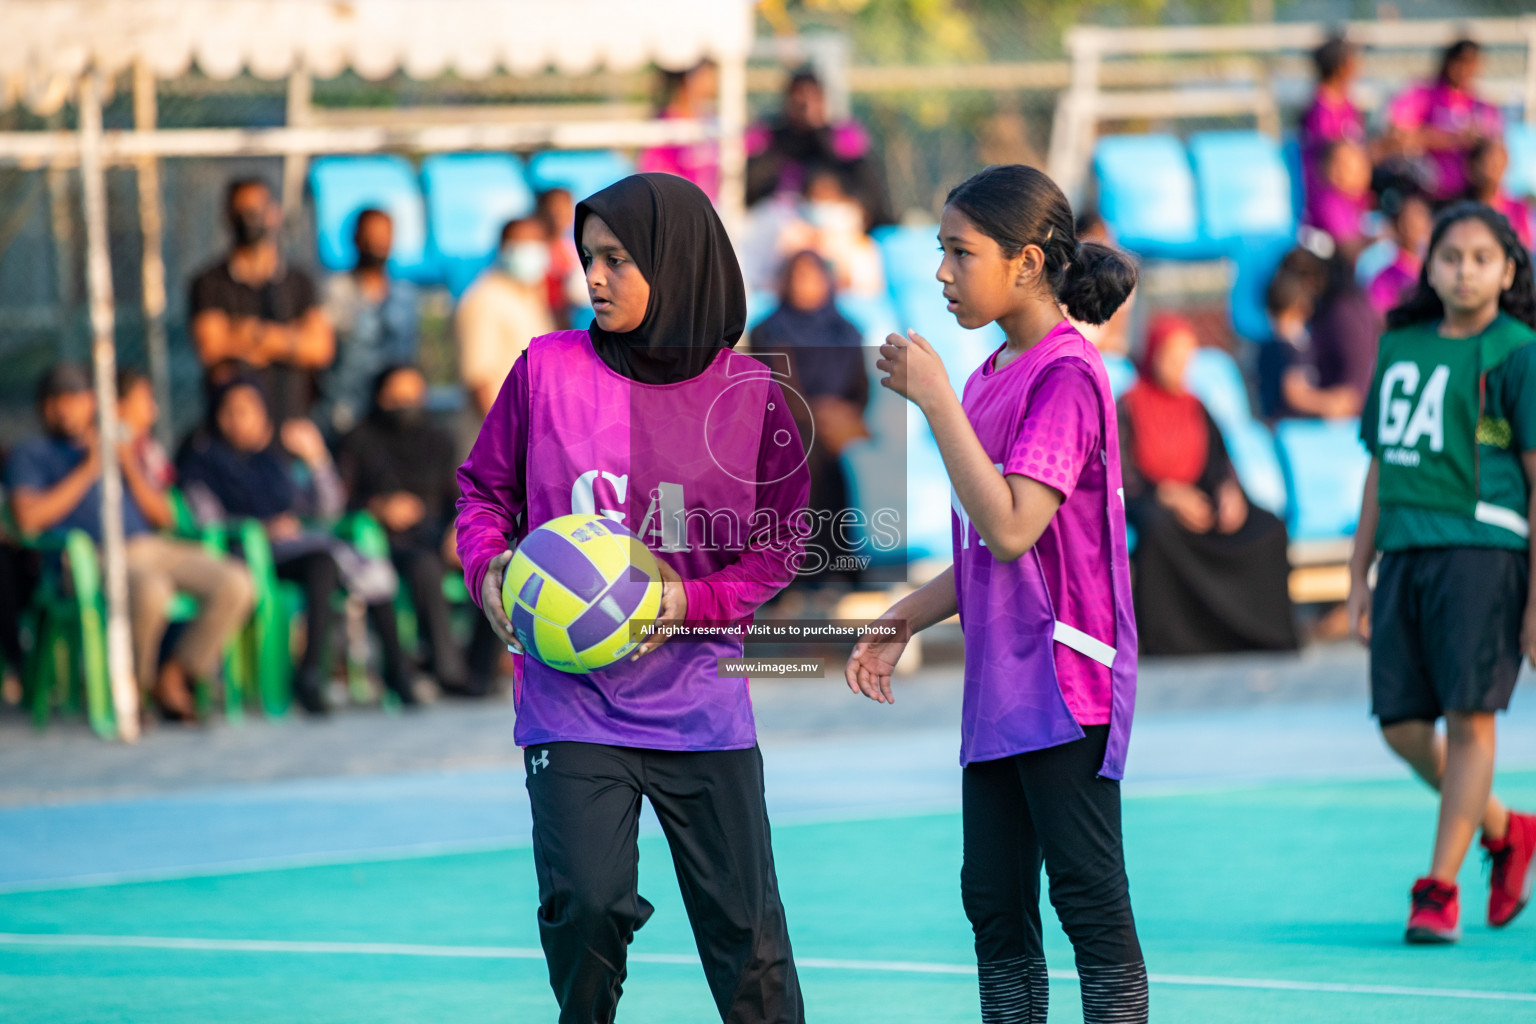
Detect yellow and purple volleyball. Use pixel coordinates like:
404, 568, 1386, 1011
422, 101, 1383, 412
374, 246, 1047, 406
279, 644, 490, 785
501, 513, 663, 673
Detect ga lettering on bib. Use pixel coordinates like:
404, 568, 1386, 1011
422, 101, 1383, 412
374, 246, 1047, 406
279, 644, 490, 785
1371, 318, 1534, 531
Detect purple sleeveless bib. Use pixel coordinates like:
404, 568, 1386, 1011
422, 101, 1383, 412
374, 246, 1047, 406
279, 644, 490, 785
512, 331, 777, 751
952, 324, 1138, 778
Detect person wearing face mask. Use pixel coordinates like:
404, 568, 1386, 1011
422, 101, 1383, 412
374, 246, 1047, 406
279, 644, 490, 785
454, 216, 557, 418
317, 208, 421, 441
742, 163, 884, 297
338, 365, 488, 696
189, 177, 335, 427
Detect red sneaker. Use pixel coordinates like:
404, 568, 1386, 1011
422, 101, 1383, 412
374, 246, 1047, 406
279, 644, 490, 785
1405, 878, 1460, 944
1483, 810, 1536, 928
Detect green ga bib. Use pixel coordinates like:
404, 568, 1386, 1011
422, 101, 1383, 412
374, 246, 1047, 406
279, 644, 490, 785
1372, 318, 1533, 532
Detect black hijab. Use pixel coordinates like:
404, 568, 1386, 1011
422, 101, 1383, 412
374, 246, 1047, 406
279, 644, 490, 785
177, 373, 295, 522
574, 173, 747, 385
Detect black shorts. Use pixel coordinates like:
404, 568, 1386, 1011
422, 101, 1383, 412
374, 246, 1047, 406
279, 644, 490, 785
1371, 547, 1528, 724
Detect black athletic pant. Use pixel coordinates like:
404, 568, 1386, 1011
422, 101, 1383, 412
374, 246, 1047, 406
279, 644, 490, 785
524, 742, 804, 1024
962, 726, 1147, 1024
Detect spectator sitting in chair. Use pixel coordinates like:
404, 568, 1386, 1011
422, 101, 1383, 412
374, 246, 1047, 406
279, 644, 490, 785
189, 177, 335, 426
177, 373, 413, 714
1117, 317, 1298, 656
3, 364, 253, 722
317, 207, 421, 441
338, 365, 495, 697
1257, 268, 1362, 421
1368, 187, 1434, 317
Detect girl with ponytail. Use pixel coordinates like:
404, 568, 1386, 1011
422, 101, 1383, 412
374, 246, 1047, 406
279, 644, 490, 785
844, 164, 1148, 1023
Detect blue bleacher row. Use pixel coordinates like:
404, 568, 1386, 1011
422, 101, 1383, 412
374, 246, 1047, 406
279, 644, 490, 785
310, 149, 636, 297
1095, 124, 1536, 342
799, 225, 1371, 568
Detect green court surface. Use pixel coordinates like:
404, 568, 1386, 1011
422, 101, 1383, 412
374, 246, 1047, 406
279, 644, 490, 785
2, 772, 1533, 1023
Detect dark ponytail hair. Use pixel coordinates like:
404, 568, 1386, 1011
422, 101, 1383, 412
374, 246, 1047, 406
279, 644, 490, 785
944, 164, 1138, 325
1385, 201, 1536, 331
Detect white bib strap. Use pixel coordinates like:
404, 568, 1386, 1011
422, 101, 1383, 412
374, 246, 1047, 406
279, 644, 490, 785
1474, 501, 1530, 539
1053, 620, 1117, 668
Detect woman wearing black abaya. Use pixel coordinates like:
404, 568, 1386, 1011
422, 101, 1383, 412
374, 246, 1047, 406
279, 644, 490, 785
1118, 315, 1299, 655
751, 251, 870, 585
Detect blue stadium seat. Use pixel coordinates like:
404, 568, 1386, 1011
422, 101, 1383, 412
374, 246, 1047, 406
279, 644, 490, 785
525, 150, 635, 203
1223, 419, 1288, 519
1354, 237, 1398, 288
1093, 134, 1222, 260
310, 156, 432, 281
1102, 351, 1136, 399
1184, 347, 1252, 440
1274, 418, 1370, 541
835, 293, 901, 342
1189, 130, 1296, 246
1505, 123, 1536, 200
746, 290, 779, 331
421, 153, 536, 298
904, 424, 954, 562
1280, 134, 1306, 228
1228, 233, 1296, 343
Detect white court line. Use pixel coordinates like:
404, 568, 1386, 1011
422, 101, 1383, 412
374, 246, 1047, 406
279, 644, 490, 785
0, 933, 1532, 1004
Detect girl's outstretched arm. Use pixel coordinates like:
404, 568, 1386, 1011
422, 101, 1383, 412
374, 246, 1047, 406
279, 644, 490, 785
1347, 458, 1380, 644
879, 330, 1064, 561
844, 566, 957, 704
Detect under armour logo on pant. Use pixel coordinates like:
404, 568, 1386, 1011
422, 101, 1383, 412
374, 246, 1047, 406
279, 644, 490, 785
529, 750, 550, 774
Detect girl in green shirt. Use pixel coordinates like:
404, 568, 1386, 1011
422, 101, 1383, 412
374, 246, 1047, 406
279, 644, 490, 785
1348, 201, 1536, 944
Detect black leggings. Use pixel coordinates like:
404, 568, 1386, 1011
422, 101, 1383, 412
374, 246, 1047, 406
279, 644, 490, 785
525, 742, 804, 1024
275, 550, 407, 692
962, 726, 1147, 1024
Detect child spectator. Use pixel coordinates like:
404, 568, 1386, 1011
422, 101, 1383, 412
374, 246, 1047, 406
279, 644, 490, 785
1257, 270, 1360, 421
1300, 33, 1369, 207
1369, 189, 1435, 317
1304, 139, 1373, 251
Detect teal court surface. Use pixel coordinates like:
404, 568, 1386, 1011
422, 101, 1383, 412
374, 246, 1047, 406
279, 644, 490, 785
2, 652, 1534, 1022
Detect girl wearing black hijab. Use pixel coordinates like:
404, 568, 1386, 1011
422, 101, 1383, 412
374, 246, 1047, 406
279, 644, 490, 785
456, 173, 811, 1024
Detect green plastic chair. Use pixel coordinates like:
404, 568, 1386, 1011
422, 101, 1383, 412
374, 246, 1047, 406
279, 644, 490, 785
335, 511, 476, 683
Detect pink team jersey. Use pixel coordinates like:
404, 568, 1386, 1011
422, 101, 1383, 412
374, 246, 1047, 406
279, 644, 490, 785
456, 331, 809, 752
1388, 82, 1503, 201
951, 320, 1138, 771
